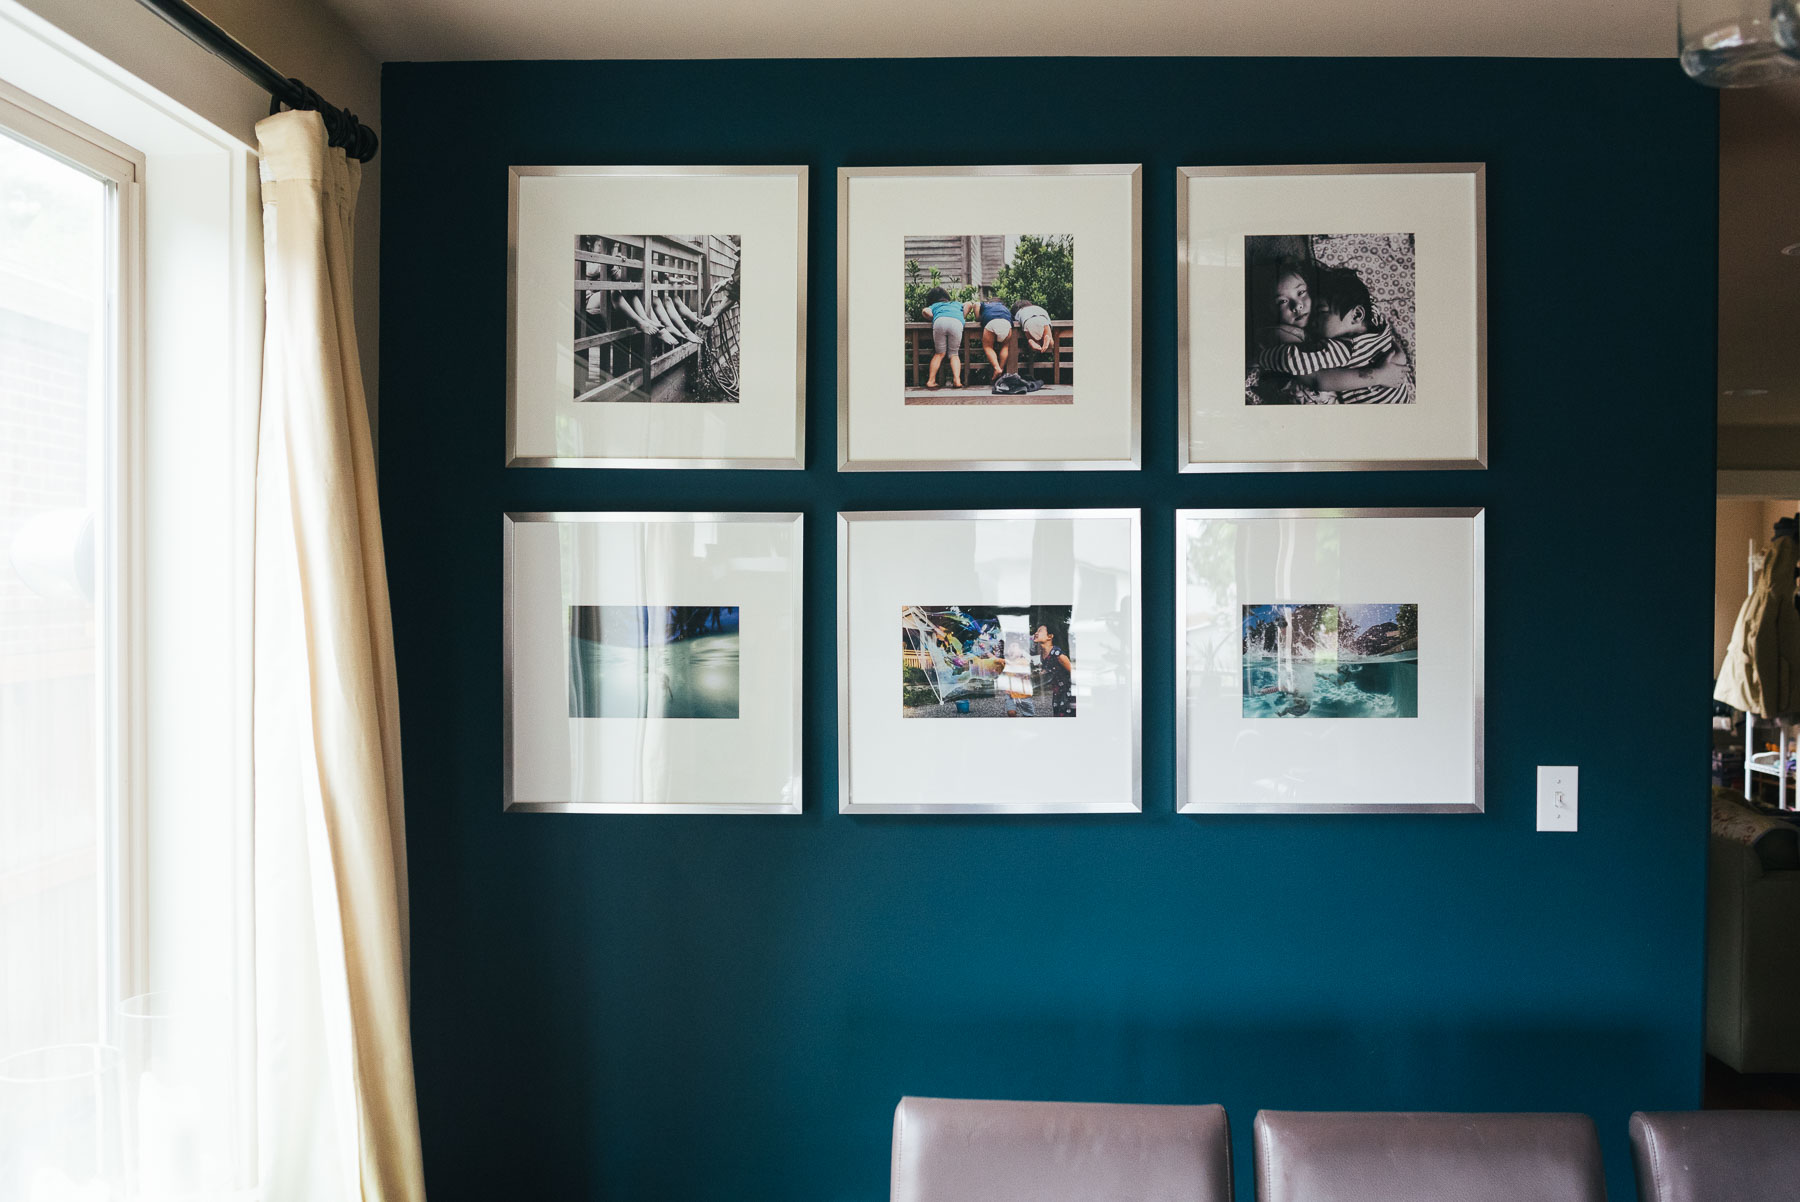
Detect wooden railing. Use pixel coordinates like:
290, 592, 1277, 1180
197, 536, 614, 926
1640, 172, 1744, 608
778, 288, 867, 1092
903, 320, 1074, 387
573, 234, 737, 403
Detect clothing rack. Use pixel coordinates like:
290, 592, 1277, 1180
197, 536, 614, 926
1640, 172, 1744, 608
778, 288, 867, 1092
135, 0, 378, 162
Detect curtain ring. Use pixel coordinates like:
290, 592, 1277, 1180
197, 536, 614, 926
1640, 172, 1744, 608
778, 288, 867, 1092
335, 107, 362, 153
267, 76, 375, 162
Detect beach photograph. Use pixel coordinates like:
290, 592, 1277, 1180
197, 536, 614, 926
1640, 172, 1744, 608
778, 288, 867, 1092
901, 234, 1074, 406
900, 605, 1075, 717
569, 605, 740, 719
1241, 602, 1418, 718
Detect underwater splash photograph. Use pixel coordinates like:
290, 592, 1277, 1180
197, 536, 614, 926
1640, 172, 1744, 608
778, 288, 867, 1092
1240, 602, 1418, 718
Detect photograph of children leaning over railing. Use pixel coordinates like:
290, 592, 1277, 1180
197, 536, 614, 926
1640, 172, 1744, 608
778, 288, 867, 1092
901, 234, 1074, 405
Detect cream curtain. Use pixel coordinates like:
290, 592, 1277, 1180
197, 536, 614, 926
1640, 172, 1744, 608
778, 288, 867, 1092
253, 109, 425, 1202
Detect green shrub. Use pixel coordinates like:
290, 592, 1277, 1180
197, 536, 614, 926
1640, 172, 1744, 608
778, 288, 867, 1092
992, 234, 1074, 320
903, 260, 977, 324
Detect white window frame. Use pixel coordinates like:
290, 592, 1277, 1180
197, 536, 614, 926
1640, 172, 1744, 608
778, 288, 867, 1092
0, 0, 265, 1179
0, 79, 145, 1043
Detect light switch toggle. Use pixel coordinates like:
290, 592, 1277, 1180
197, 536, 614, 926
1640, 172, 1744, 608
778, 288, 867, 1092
1537, 766, 1578, 832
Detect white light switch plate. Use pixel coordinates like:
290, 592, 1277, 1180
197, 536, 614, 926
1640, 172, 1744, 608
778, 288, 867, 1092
1537, 766, 1579, 832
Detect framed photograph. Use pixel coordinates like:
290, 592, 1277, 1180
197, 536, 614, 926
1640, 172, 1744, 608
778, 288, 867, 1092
1178, 164, 1485, 472
837, 166, 1141, 471
504, 512, 802, 813
838, 510, 1140, 813
1177, 508, 1484, 813
507, 165, 807, 469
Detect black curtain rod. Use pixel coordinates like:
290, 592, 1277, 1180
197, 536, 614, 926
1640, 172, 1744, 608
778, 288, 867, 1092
135, 0, 379, 162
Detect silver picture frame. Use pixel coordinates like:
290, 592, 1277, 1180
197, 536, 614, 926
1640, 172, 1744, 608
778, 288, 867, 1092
1177, 163, 1487, 473
1175, 506, 1485, 814
503, 510, 804, 814
506, 164, 808, 470
837, 508, 1142, 814
836, 164, 1142, 472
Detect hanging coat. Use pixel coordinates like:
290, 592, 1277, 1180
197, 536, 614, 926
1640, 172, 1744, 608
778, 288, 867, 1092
1716, 536, 1800, 718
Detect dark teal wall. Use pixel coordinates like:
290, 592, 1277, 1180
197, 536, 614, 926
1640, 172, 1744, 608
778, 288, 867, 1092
379, 58, 1717, 1200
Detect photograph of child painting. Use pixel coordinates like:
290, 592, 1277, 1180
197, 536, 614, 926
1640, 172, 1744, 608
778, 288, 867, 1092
901, 235, 1074, 405
900, 605, 1075, 717
1242, 233, 1416, 406
1240, 602, 1418, 718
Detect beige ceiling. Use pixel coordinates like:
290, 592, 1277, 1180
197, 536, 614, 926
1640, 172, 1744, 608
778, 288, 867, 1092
325, 0, 1679, 61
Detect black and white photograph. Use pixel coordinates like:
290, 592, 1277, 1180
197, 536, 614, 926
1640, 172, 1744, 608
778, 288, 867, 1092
1240, 603, 1419, 719
900, 605, 1076, 717
510, 167, 806, 467
902, 235, 1075, 405
1242, 232, 1416, 407
573, 234, 742, 403
568, 605, 741, 719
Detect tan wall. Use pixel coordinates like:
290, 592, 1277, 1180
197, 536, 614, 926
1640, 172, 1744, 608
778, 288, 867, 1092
186, 0, 380, 129
1720, 425, 1800, 470
1716, 499, 1800, 675
1762, 500, 1800, 536
1718, 500, 1762, 674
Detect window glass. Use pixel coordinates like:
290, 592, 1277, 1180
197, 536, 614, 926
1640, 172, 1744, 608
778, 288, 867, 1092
0, 126, 111, 1058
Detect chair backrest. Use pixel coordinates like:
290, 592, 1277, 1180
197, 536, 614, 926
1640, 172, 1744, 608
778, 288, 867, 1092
889, 1096, 1233, 1202
1254, 1110, 1605, 1202
1630, 1109, 1800, 1202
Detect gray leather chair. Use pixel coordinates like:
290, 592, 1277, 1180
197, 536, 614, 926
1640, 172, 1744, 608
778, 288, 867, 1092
1630, 1109, 1800, 1201
1254, 1110, 1605, 1202
1706, 790, 1800, 1072
889, 1096, 1233, 1202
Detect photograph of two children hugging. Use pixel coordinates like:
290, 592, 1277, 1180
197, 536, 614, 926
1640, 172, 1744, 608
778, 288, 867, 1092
1243, 232, 1417, 406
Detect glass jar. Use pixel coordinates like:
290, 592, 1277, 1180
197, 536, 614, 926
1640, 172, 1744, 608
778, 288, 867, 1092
1679, 0, 1800, 86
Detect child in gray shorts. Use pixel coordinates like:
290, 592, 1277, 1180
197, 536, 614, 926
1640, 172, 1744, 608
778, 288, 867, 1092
919, 286, 973, 389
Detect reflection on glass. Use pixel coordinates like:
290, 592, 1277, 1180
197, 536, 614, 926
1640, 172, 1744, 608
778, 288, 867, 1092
117, 993, 245, 1199
0, 129, 108, 1066
1240, 603, 1419, 718
569, 605, 740, 718
900, 605, 1076, 717
1678, 0, 1800, 86
0, 1043, 124, 1199
1779, 0, 1800, 52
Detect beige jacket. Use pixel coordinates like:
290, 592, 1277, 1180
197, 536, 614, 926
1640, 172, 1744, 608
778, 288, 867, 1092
1717, 536, 1800, 718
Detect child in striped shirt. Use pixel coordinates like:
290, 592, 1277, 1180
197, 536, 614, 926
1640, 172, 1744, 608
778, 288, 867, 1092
1255, 266, 1414, 404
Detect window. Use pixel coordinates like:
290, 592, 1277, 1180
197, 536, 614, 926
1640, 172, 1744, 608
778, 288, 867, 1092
0, 9, 264, 1195
0, 105, 121, 1055
0, 96, 138, 1199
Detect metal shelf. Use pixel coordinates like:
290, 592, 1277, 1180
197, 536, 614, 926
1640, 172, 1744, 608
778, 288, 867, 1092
1745, 713, 1799, 811
1747, 751, 1794, 778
